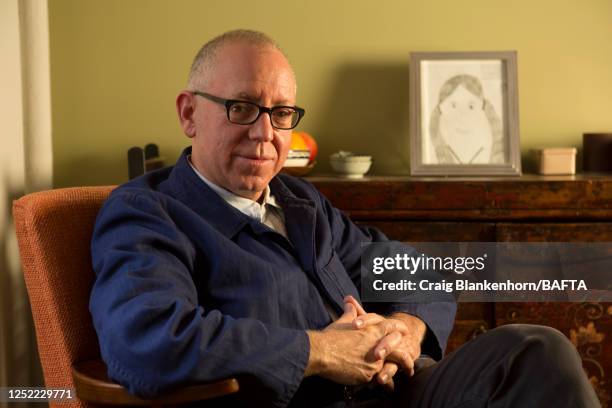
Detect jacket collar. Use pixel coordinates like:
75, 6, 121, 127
268, 176, 317, 274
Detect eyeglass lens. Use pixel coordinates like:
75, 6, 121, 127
228, 101, 299, 129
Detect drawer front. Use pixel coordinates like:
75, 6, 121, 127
357, 221, 496, 242
446, 302, 494, 354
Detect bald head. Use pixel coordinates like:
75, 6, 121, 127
187, 29, 293, 91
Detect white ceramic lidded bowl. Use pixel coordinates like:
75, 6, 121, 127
330, 151, 372, 178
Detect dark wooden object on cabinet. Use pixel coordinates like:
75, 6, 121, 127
309, 174, 612, 406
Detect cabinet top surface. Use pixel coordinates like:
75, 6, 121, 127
306, 174, 612, 219
306, 174, 612, 183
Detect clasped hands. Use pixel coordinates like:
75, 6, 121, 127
305, 295, 426, 391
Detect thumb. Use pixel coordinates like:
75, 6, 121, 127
344, 295, 367, 316
337, 302, 357, 323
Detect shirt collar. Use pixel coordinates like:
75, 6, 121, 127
187, 155, 282, 221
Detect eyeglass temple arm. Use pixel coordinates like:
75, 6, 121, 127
192, 91, 227, 105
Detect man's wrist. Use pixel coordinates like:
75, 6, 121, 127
305, 330, 324, 377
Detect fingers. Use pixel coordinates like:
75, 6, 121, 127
385, 348, 415, 377
377, 318, 410, 336
344, 301, 356, 315
344, 295, 367, 315
354, 316, 410, 336
374, 331, 403, 360
375, 330, 418, 376
377, 362, 399, 390
342, 296, 383, 330
335, 302, 358, 324
352, 314, 410, 336
353, 313, 385, 329
383, 377, 395, 392
342, 297, 409, 336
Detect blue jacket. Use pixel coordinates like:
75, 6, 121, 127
90, 148, 456, 407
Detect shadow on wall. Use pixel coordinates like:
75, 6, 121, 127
311, 63, 412, 176
0, 179, 43, 391
59, 153, 128, 187
58, 143, 187, 187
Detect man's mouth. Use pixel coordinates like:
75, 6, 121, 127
235, 154, 275, 163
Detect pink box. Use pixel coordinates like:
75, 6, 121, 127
535, 148, 577, 175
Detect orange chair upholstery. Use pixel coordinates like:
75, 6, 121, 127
13, 187, 238, 407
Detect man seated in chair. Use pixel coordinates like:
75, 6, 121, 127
90, 29, 598, 407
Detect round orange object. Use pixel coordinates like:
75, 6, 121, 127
290, 131, 308, 151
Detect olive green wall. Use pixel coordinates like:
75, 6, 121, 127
49, 0, 612, 186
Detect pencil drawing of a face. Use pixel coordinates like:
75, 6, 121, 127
429, 75, 505, 164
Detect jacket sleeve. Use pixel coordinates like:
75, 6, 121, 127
89, 191, 308, 407
313, 186, 457, 360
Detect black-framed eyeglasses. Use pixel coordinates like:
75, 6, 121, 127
192, 91, 305, 130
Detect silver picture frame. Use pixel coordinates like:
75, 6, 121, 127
409, 51, 521, 176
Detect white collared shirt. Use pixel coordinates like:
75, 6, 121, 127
187, 156, 288, 239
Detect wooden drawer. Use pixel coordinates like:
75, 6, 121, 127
357, 221, 496, 242
446, 302, 493, 354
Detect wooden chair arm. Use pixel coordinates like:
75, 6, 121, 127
72, 359, 239, 406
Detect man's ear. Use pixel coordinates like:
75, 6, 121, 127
176, 91, 196, 138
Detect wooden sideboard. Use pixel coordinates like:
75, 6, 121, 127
309, 174, 612, 406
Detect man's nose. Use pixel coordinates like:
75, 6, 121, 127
248, 112, 274, 142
